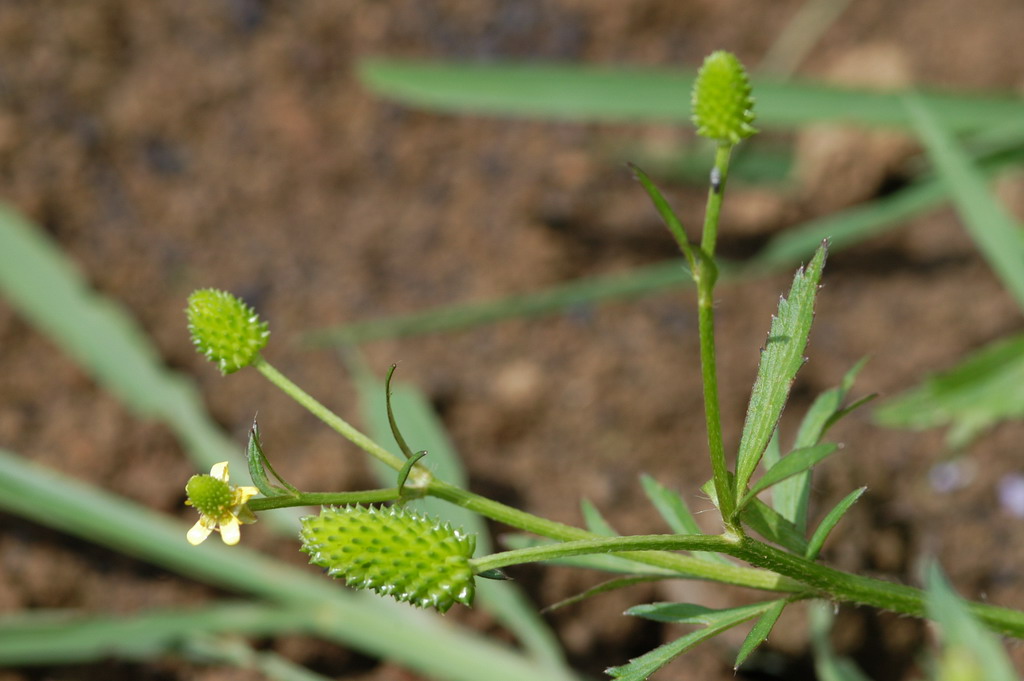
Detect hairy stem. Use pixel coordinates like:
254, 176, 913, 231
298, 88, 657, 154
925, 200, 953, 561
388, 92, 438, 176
695, 143, 736, 523
731, 535, 1024, 638
471, 534, 738, 573
248, 488, 403, 512
472, 532, 1024, 638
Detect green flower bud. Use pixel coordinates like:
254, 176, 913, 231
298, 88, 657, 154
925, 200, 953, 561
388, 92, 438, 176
186, 289, 269, 374
691, 51, 757, 145
301, 505, 477, 613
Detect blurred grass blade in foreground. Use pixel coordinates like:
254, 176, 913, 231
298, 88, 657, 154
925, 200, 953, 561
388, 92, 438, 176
0, 448, 579, 681
904, 94, 1024, 311
360, 60, 1023, 132
876, 332, 1024, 449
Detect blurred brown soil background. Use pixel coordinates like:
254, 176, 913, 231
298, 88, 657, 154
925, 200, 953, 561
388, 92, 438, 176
1, 1, 1024, 680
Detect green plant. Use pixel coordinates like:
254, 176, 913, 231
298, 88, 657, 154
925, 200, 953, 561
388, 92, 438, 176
0, 202, 574, 680
175, 52, 1024, 679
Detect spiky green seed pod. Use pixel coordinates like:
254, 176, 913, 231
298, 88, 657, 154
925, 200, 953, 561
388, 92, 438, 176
691, 51, 757, 145
301, 505, 477, 613
185, 474, 233, 517
186, 289, 269, 374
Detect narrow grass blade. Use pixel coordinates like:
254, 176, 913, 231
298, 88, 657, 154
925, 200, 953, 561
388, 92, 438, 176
0, 204, 297, 530
353, 367, 572, 673
305, 259, 692, 345
905, 94, 1024, 311
0, 449, 578, 681
639, 474, 734, 565
541, 575, 668, 614
734, 599, 788, 670
738, 443, 838, 512
360, 60, 1023, 132
181, 634, 335, 681
805, 487, 866, 560
303, 151, 1020, 348
875, 332, 1024, 449
609, 601, 774, 680
0, 603, 310, 665
581, 499, 618, 536
925, 563, 1018, 681
758, 0, 853, 76
809, 602, 874, 681
734, 243, 828, 504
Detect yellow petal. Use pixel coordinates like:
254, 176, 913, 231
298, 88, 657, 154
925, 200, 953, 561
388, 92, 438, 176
210, 461, 230, 481
220, 516, 242, 545
187, 518, 214, 545
236, 485, 260, 503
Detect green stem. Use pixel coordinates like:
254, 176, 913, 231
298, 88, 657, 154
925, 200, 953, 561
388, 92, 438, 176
731, 536, 1024, 638
695, 142, 736, 522
697, 274, 733, 522
253, 357, 406, 473
248, 488, 403, 512
427, 479, 790, 592
700, 144, 734, 255
472, 532, 1024, 638
471, 534, 737, 573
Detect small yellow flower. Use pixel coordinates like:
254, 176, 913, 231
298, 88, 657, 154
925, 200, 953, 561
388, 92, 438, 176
184, 462, 259, 546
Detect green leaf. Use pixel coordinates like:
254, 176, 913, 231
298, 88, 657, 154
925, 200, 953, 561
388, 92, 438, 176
638, 474, 734, 566
306, 258, 694, 345
625, 602, 719, 623
541, 575, 669, 614
734, 243, 828, 505
246, 420, 299, 498
580, 499, 618, 536
905, 93, 1024, 312
609, 602, 773, 680
359, 60, 1023, 132
741, 498, 810, 555
793, 359, 868, 449
734, 600, 788, 670
925, 563, 1018, 681
630, 164, 696, 269
805, 487, 866, 561
875, 333, 1024, 449
738, 443, 838, 513
761, 430, 782, 468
